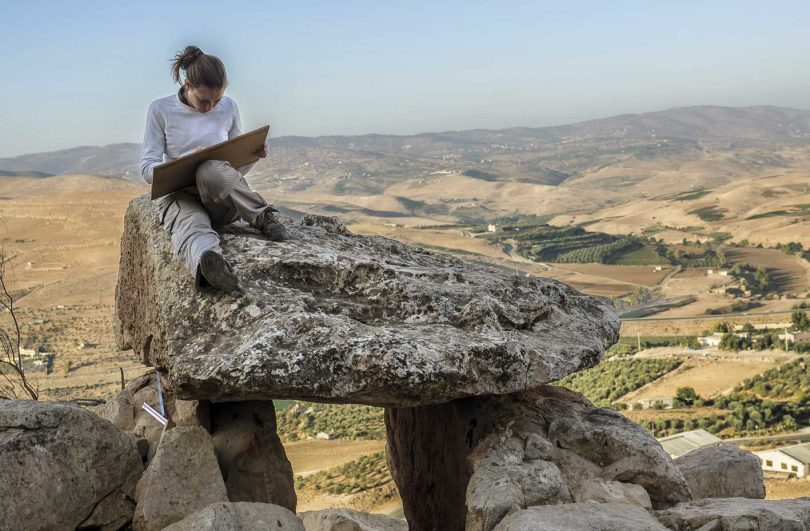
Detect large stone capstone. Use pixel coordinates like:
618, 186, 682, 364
115, 195, 619, 406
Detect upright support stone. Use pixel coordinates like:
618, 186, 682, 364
210, 401, 297, 511
386, 386, 692, 531
385, 402, 473, 531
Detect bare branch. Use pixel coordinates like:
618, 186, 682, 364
0, 249, 38, 400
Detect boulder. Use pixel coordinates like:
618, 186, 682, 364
674, 444, 765, 500
573, 478, 652, 508
465, 445, 572, 530
163, 502, 304, 531
114, 196, 619, 406
99, 373, 296, 510
531, 386, 691, 509
0, 400, 143, 531
133, 426, 228, 531
492, 502, 669, 531
655, 497, 810, 530
386, 385, 691, 531
95, 369, 210, 463
210, 401, 297, 511
299, 508, 408, 530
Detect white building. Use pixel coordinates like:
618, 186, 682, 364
755, 442, 810, 478
658, 429, 722, 458
487, 224, 499, 233
698, 333, 724, 347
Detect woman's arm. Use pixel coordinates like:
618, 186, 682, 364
139, 102, 166, 185
228, 99, 266, 176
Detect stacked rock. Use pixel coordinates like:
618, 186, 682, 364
58, 194, 802, 530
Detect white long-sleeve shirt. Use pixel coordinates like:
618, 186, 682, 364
139, 87, 256, 184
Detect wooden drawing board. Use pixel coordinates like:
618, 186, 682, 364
150, 125, 270, 199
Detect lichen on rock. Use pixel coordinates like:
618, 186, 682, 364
114, 195, 620, 406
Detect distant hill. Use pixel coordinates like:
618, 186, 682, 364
2, 105, 809, 219
0, 144, 141, 180
0, 169, 53, 178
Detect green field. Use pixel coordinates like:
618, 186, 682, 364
276, 402, 385, 442
294, 451, 397, 499
689, 205, 728, 222
746, 204, 810, 220
556, 358, 682, 407
611, 244, 671, 265
733, 357, 810, 401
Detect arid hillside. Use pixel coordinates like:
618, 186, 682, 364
3, 106, 810, 223
553, 172, 810, 247
0, 175, 149, 399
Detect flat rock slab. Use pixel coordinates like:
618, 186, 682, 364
655, 497, 810, 530
299, 508, 408, 531
115, 195, 619, 406
492, 502, 669, 531
163, 502, 303, 531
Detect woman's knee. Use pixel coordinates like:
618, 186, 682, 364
196, 160, 234, 189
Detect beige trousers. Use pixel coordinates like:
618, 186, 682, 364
156, 160, 270, 288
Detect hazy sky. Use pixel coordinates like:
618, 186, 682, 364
2, 0, 809, 158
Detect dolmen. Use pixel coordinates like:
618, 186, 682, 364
3, 194, 802, 530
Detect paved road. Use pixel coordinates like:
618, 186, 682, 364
624, 309, 799, 322
725, 430, 810, 446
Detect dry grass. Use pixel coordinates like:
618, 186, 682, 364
766, 478, 810, 500
619, 358, 783, 403
554, 172, 810, 248
0, 175, 147, 400
285, 439, 387, 477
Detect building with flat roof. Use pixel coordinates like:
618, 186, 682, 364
657, 429, 722, 458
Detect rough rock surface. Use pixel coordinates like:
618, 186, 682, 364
655, 497, 810, 530
97, 373, 296, 509
385, 385, 691, 531
299, 508, 408, 531
572, 478, 651, 508
493, 502, 669, 531
163, 502, 304, 531
115, 195, 619, 406
210, 401, 297, 511
0, 400, 143, 531
133, 426, 228, 531
674, 444, 766, 500
95, 370, 210, 463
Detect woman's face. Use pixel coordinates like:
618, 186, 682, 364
184, 82, 225, 113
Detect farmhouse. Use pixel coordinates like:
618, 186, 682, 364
754, 442, 810, 478
487, 224, 499, 233
658, 429, 722, 458
698, 333, 723, 347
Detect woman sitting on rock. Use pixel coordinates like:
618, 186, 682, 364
139, 45, 285, 293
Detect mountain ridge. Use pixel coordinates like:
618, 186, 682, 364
2, 105, 809, 178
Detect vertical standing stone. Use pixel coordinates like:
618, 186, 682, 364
385, 401, 480, 531
210, 400, 297, 511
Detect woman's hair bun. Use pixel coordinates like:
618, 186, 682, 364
170, 45, 227, 88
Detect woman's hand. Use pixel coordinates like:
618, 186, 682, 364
255, 141, 268, 159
